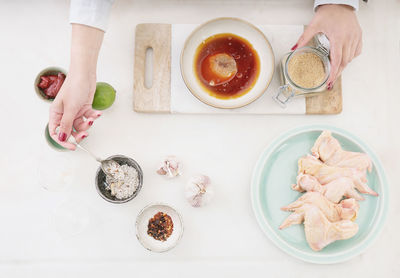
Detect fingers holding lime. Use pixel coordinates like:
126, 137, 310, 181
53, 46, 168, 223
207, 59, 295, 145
92, 82, 116, 110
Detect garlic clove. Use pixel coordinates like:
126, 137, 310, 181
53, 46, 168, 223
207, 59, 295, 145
185, 175, 214, 207
156, 168, 167, 176
157, 156, 182, 178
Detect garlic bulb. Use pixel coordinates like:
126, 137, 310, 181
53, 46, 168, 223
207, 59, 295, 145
185, 175, 214, 207
156, 156, 182, 178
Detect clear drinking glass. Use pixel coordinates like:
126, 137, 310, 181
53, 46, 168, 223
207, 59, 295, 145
52, 199, 91, 237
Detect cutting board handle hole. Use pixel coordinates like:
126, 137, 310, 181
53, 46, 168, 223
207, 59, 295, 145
144, 47, 153, 89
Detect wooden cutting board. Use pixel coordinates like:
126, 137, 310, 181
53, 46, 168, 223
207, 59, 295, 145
133, 23, 342, 114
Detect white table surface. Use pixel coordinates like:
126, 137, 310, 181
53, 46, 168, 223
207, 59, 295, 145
0, 0, 399, 277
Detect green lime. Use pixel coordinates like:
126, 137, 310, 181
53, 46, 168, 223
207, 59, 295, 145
92, 82, 116, 110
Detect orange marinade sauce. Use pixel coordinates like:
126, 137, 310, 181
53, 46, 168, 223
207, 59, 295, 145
194, 33, 260, 99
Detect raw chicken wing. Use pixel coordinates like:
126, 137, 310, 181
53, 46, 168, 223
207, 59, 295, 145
292, 173, 364, 203
311, 131, 372, 172
302, 204, 359, 251
298, 155, 378, 196
279, 192, 359, 229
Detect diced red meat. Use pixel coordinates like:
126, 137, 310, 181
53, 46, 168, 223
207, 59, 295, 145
38, 76, 50, 89
37, 72, 66, 99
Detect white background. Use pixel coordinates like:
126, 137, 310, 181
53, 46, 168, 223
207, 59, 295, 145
0, 0, 399, 277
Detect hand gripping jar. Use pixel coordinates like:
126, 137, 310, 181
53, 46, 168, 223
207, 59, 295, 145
274, 33, 331, 107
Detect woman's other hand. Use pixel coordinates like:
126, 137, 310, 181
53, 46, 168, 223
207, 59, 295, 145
49, 24, 104, 150
293, 4, 362, 89
49, 72, 101, 150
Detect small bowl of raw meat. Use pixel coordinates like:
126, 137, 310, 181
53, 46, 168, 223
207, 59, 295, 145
34, 66, 67, 101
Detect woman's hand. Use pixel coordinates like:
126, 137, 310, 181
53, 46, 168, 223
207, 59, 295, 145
49, 72, 101, 150
48, 24, 104, 150
293, 4, 362, 89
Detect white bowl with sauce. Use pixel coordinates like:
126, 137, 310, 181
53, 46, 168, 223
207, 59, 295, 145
181, 17, 275, 109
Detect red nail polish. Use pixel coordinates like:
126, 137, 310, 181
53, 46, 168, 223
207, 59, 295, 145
58, 132, 67, 142
97, 113, 101, 117
81, 135, 87, 139
291, 44, 298, 51
88, 121, 93, 126
327, 82, 333, 90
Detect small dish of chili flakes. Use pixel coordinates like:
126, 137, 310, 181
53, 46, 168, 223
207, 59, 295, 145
147, 212, 174, 241
135, 203, 183, 252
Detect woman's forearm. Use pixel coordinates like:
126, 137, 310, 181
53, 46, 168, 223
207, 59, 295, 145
69, 23, 104, 80
49, 23, 104, 147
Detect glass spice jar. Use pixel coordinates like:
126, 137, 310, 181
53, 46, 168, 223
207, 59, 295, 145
274, 33, 331, 107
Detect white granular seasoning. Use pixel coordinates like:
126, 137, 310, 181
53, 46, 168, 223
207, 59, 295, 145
105, 164, 139, 200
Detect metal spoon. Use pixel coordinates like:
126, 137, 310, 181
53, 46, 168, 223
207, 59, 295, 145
55, 128, 120, 180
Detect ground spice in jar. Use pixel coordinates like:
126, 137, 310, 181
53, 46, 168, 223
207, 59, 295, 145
147, 212, 174, 241
287, 52, 326, 88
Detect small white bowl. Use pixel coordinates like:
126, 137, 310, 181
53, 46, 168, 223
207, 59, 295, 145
135, 203, 184, 252
181, 17, 275, 109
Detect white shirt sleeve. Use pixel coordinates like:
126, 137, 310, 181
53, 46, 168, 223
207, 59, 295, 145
69, 0, 115, 32
314, 0, 359, 11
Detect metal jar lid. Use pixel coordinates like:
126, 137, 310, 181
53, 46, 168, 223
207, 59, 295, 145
314, 33, 330, 57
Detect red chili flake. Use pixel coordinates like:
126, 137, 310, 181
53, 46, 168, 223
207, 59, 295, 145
147, 212, 174, 241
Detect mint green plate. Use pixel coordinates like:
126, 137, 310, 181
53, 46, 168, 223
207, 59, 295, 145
251, 125, 388, 264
